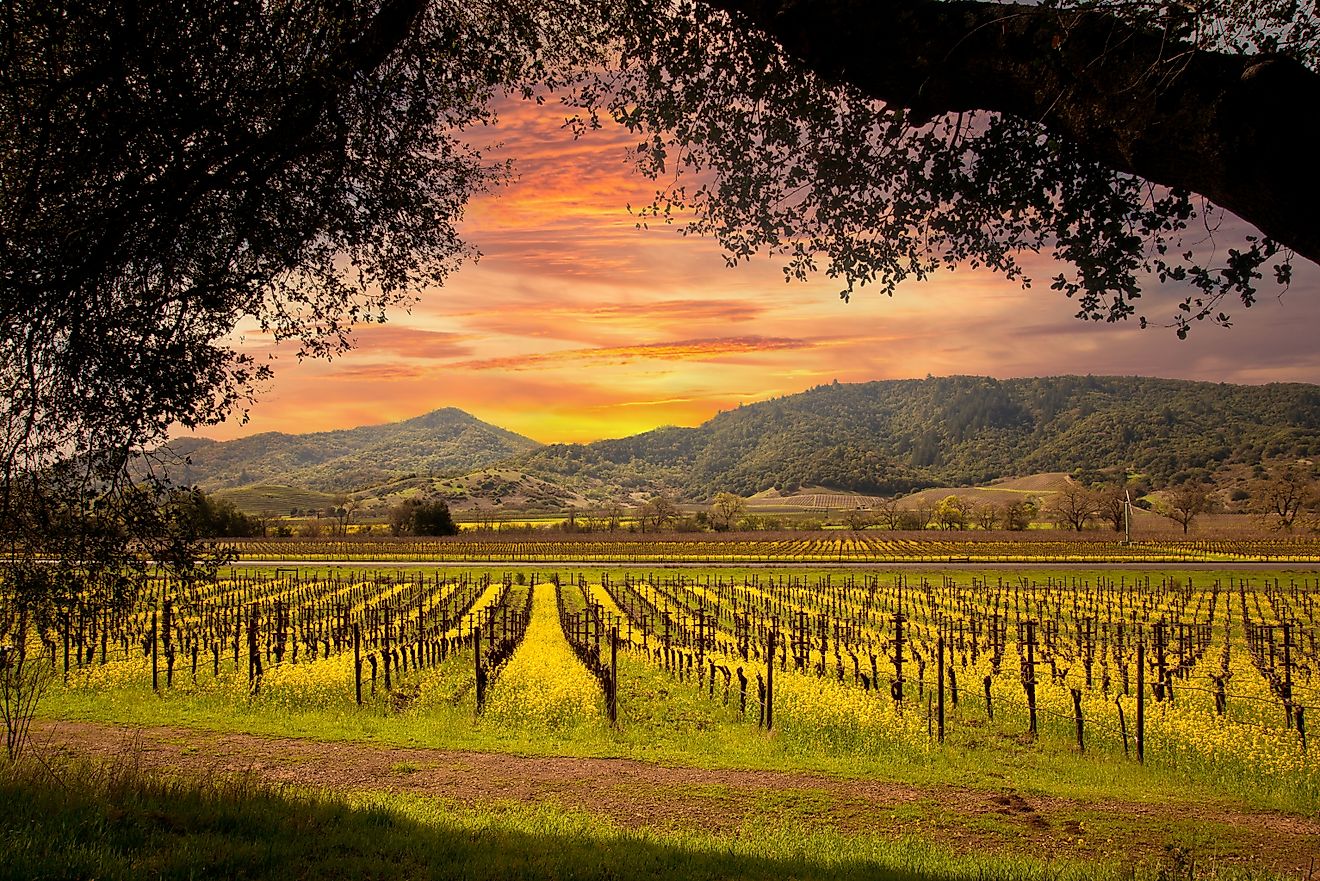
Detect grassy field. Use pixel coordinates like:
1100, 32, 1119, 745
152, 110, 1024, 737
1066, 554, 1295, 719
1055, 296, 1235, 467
6, 754, 1240, 881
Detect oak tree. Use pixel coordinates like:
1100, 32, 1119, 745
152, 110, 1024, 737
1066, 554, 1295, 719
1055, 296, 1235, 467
590, 0, 1316, 338
1047, 482, 1098, 531
1158, 483, 1215, 534
1254, 463, 1317, 530
710, 492, 747, 531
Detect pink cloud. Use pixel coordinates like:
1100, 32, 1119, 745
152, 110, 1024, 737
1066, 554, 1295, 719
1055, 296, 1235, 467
453, 336, 815, 371
189, 94, 1320, 447
346, 326, 473, 360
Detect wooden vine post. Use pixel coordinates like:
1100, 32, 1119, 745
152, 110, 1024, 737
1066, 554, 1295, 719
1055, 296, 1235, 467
608, 626, 619, 727
150, 609, 159, 692
163, 598, 174, 688
247, 602, 262, 694
383, 605, 392, 692
892, 610, 906, 706
1116, 697, 1130, 756
1071, 688, 1084, 753
474, 625, 485, 713
936, 632, 945, 744
353, 622, 362, 706
1136, 629, 1146, 764
766, 627, 776, 731
1023, 620, 1038, 738
1283, 622, 1294, 729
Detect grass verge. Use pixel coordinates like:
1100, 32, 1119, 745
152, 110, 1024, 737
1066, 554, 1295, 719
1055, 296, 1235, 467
0, 755, 1284, 881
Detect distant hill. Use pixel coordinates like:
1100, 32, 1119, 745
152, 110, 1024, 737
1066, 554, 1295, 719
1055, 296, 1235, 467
161, 408, 541, 492
168, 377, 1320, 510
516, 376, 1320, 498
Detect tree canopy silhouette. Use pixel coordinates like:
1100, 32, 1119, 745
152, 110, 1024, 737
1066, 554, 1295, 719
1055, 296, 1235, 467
582, 0, 1316, 337
2, 0, 1315, 526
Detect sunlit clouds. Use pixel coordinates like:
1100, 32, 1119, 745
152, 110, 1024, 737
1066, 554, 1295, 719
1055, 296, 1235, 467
202, 96, 1320, 444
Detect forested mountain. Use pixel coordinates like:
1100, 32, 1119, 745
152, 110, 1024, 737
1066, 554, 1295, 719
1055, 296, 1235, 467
162, 408, 541, 492
518, 376, 1320, 497
168, 377, 1320, 502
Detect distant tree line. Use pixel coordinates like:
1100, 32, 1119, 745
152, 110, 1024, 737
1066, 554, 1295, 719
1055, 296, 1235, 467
387, 499, 458, 537
169, 489, 263, 539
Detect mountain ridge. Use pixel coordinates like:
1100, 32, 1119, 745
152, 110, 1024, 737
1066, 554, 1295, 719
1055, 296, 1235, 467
171, 376, 1320, 504
514, 375, 1320, 499
162, 407, 541, 492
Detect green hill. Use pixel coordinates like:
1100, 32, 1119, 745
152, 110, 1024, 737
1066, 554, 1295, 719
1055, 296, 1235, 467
162, 408, 541, 492
516, 376, 1320, 498
165, 377, 1320, 507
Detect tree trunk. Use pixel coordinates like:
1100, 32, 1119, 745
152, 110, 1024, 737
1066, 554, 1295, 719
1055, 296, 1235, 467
704, 0, 1320, 265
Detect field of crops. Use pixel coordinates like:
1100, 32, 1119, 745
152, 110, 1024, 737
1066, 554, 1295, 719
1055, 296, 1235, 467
36, 564, 1318, 810
222, 534, 1320, 564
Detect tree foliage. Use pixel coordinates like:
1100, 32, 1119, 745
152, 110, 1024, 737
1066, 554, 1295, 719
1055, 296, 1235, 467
709, 492, 746, 531
1095, 482, 1134, 533
387, 498, 458, 536
932, 495, 968, 530
1048, 482, 1098, 531
1, 3, 560, 479
0, 1, 596, 628
168, 489, 263, 538
1157, 483, 1215, 534
640, 493, 680, 532
1252, 463, 1318, 530
577, 0, 1317, 337
1002, 498, 1039, 532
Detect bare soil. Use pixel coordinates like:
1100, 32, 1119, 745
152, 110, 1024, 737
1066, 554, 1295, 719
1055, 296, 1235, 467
32, 720, 1320, 876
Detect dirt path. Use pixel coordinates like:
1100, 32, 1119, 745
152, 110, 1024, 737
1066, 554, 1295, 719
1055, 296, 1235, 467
33, 720, 1320, 876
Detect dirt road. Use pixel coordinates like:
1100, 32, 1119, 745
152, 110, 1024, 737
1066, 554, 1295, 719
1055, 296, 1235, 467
33, 720, 1320, 876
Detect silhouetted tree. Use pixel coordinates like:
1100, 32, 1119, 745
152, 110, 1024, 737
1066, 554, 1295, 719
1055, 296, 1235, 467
1048, 483, 1097, 531
387, 499, 458, 536
1254, 463, 1317, 530
1158, 483, 1215, 534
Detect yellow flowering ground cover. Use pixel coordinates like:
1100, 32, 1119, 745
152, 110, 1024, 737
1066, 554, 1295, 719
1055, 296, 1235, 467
482, 584, 604, 730
24, 565, 1317, 817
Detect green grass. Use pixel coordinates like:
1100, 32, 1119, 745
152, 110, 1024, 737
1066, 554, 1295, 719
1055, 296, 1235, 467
0, 757, 1284, 881
40, 643, 1317, 817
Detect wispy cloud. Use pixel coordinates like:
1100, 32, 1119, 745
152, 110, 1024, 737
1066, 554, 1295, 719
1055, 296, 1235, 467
190, 95, 1320, 445
347, 326, 473, 360
323, 364, 428, 381
453, 336, 815, 371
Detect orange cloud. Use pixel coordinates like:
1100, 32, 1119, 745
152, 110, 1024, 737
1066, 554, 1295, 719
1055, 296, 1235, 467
324, 364, 428, 381
453, 335, 815, 371
188, 94, 1320, 447
346, 326, 473, 360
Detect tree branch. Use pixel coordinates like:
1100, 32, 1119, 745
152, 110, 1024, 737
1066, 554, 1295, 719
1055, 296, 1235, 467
703, 0, 1320, 265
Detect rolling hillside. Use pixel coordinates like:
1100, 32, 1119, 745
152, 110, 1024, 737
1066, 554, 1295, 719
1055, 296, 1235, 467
161, 408, 541, 492
169, 376, 1320, 508
516, 376, 1320, 498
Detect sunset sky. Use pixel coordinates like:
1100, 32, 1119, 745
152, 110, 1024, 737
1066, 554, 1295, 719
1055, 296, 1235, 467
209, 97, 1320, 445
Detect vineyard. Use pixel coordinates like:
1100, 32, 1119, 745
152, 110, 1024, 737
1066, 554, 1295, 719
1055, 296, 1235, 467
36, 565, 1318, 808
221, 534, 1320, 564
